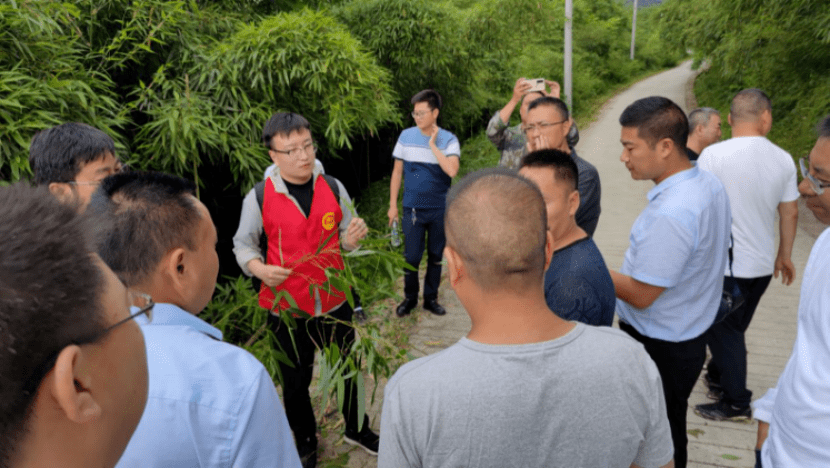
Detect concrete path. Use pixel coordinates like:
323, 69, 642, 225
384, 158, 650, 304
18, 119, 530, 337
350, 60, 824, 467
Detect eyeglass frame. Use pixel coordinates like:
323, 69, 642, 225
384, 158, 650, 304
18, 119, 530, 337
799, 156, 830, 195
521, 119, 569, 134
269, 141, 317, 159
411, 110, 434, 119
20, 291, 154, 397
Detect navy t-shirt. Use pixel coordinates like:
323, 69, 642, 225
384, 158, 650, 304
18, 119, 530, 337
544, 237, 615, 326
392, 127, 461, 209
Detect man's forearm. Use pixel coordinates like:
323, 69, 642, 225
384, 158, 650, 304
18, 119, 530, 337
777, 201, 798, 258
389, 168, 402, 208
610, 270, 665, 309
498, 97, 521, 127
431, 144, 459, 178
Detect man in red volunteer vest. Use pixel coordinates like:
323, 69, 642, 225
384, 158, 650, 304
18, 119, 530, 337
233, 112, 374, 467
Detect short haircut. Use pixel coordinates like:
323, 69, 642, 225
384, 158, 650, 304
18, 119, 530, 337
730, 88, 772, 123
0, 183, 105, 461
520, 149, 580, 191
86, 172, 200, 287
445, 168, 547, 291
619, 96, 688, 152
262, 112, 311, 150
688, 107, 720, 133
29, 122, 116, 186
527, 96, 570, 121
817, 116, 830, 139
411, 89, 442, 110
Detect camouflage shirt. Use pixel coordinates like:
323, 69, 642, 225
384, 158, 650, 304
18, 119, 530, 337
486, 111, 527, 169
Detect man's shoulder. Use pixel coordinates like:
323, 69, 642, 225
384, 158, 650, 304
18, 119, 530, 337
571, 149, 599, 175
141, 324, 270, 398
386, 342, 466, 391
573, 325, 654, 368
397, 127, 424, 143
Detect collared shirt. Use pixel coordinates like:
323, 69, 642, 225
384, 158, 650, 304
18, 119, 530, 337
753, 228, 830, 467
117, 303, 301, 468
616, 166, 731, 342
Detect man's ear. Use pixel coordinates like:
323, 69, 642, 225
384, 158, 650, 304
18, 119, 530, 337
51, 345, 102, 424
48, 182, 75, 204
445, 246, 463, 287
567, 189, 580, 217
543, 230, 555, 272
727, 113, 733, 127
562, 117, 573, 140
164, 247, 188, 298
657, 137, 674, 159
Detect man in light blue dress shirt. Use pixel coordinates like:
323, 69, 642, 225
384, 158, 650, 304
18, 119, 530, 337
610, 97, 731, 468
87, 172, 301, 468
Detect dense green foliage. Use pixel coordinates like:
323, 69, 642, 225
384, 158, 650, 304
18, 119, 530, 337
656, 0, 829, 157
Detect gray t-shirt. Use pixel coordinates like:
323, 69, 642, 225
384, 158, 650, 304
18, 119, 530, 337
379, 323, 673, 468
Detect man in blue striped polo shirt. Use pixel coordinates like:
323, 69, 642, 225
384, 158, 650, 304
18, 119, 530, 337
388, 89, 460, 317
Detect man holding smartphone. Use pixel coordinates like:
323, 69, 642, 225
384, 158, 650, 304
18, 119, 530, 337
487, 77, 578, 169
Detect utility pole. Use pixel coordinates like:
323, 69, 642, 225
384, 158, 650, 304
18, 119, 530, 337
630, 0, 638, 60
564, 0, 573, 110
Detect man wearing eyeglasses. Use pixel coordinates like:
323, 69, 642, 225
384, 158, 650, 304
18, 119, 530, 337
388, 89, 460, 318
751, 116, 829, 468
28, 122, 123, 210
88, 172, 302, 468
0, 183, 148, 468
233, 112, 374, 468
695, 89, 800, 422
524, 96, 601, 236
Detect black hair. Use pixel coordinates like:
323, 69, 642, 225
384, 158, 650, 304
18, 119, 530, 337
445, 168, 547, 290
520, 149, 580, 191
527, 96, 570, 121
262, 112, 311, 150
411, 89, 442, 110
619, 96, 688, 152
0, 183, 105, 464
28, 123, 116, 186
730, 88, 772, 123
86, 171, 200, 287
817, 116, 830, 138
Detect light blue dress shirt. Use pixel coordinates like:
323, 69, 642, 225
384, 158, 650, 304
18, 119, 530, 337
616, 167, 731, 342
117, 303, 302, 468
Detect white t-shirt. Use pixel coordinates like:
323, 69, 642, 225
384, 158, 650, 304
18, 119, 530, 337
698, 136, 799, 277
752, 228, 830, 467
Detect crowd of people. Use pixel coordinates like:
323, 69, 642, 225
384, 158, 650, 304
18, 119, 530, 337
0, 80, 828, 468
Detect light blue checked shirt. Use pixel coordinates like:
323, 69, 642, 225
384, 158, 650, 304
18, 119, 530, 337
117, 303, 301, 468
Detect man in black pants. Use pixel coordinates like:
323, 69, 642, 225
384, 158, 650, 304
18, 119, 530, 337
611, 97, 732, 467
233, 112, 376, 468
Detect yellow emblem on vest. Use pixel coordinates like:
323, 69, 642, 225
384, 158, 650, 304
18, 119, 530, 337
322, 212, 336, 231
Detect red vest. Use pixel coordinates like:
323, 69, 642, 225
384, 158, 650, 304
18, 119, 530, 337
259, 176, 346, 315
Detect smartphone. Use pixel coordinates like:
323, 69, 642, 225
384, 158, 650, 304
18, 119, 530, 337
523, 78, 545, 93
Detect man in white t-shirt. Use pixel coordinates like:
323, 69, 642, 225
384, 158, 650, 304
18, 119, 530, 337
751, 116, 829, 468
378, 168, 673, 468
695, 89, 800, 421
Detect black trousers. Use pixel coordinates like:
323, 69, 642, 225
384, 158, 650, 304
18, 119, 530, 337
705, 275, 772, 407
268, 302, 363, 450
620, 321, 707, 468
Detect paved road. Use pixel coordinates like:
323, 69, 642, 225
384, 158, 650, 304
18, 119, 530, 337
350, 60, 824, 467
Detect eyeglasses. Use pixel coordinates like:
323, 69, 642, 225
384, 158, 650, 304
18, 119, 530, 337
21, 291, 154, 397
522, 120, 568, 134
799, 156, 830, 195
411, 111, 432, 119
270, 141, 317, 159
